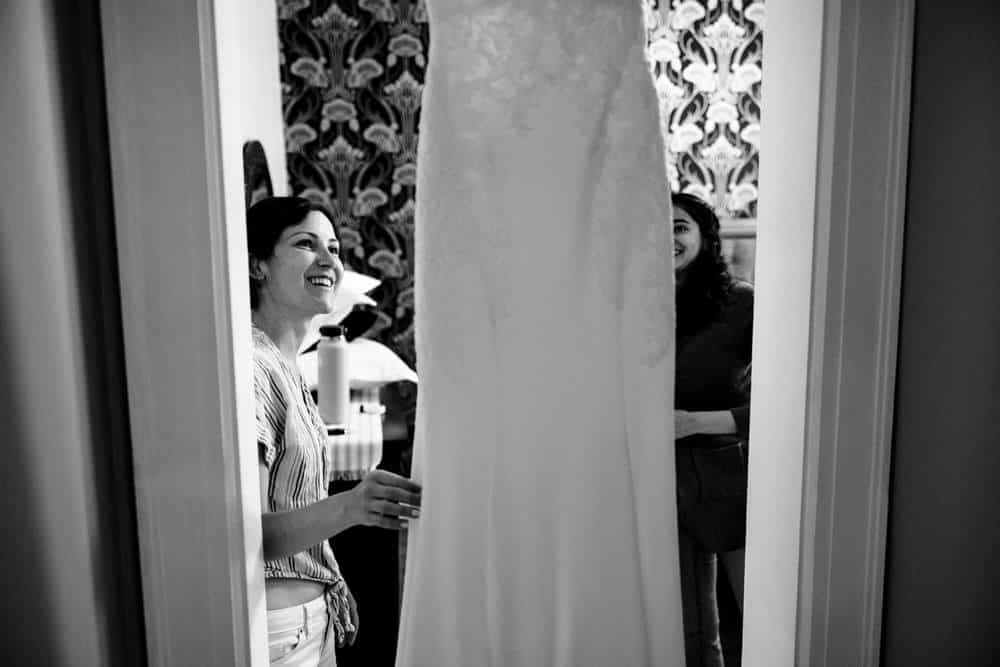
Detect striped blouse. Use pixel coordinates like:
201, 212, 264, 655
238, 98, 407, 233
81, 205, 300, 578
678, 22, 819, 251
253, 326, 353, 638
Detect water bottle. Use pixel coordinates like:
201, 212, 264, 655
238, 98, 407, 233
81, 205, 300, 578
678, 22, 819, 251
318, 325, 350, 426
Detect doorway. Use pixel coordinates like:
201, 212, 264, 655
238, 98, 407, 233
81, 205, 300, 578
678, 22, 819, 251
98, 0, 913, 664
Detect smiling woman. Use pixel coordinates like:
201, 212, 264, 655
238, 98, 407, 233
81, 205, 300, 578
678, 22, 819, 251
670, 191, 753, 664
246, 196, 422, 665
672, 208, 704, 277
247, 199, 343, 316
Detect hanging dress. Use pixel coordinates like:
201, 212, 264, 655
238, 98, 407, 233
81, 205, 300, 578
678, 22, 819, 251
397, 2, 683, 665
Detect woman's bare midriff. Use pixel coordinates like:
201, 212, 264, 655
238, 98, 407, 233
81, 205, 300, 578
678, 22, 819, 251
266, 578, 327, 610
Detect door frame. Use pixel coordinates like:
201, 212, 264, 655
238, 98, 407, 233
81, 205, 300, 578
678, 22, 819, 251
745, 1, 914, 664
99, 0, 264, 664
99, 0, 913, 664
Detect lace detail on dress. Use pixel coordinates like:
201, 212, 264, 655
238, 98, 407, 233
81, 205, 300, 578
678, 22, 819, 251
417, 0, 670, 378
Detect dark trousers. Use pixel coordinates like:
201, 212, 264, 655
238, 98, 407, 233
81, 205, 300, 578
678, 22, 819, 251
679, 529, 725, 667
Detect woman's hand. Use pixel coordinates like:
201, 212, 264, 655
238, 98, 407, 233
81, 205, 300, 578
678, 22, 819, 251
675, 409, 738, 439
261, 468, 422, 558
675, 409, 703, 439
345, 469, 422, 529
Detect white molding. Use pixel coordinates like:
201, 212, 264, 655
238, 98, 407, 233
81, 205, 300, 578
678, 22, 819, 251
743, 1, 826, 662
745, 1, 913, 665
804, 2, 914, 664
213, 0, 270, 663
99, 0, 264, 664
862, 7, 914, 659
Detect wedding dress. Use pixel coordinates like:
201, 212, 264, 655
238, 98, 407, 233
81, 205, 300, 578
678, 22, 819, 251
397, 2, 682, 665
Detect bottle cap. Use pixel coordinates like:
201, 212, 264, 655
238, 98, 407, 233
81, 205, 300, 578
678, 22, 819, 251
319, 325, 345, 338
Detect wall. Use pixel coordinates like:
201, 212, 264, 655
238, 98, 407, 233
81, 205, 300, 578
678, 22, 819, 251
644, 0, 764, 219
882, 1, 1000, 664
0, 1, 144, 665
276, 0, 429, 429
241, 0, 288, 195
645, 0, 763, 285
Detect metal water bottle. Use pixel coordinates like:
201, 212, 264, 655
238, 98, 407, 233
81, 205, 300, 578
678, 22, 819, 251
317, 325, 350, 426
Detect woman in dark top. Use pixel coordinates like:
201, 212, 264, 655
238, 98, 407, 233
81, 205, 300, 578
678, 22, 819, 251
671, 192, 753, 666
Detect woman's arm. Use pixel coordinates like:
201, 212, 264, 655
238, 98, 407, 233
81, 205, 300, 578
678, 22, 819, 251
675, 409, 738, 439
259, 465, 421, 561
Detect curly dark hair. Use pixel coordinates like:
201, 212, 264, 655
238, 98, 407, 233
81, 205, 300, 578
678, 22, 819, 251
671, 192, 733, 336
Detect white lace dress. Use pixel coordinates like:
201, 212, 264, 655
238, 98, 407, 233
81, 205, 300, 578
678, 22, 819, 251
397, 2, 682, 665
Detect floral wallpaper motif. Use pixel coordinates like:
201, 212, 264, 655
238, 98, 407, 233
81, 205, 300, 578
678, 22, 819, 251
644, 0, 764, 219
278, 0, 427, 420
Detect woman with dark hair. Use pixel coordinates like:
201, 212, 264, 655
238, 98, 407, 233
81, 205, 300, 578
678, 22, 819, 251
247, 196, 422, 665
672, 192, 753, 666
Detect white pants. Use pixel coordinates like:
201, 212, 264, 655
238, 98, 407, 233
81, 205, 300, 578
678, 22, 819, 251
267, 592, 338, 666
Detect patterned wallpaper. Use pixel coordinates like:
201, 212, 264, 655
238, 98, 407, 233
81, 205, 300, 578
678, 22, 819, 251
278, 0, 427, 412
645, 0, 764, 220
276, 0, 764, 419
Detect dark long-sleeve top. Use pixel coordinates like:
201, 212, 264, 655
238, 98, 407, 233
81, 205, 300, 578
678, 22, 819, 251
675, 280, 754, 448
